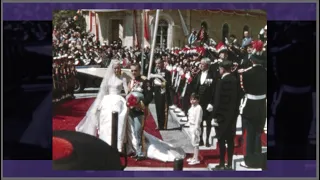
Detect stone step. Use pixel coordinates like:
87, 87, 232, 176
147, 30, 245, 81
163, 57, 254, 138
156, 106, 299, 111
169, 106, 268, 151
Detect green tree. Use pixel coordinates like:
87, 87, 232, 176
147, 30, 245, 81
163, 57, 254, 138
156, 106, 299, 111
52, 10, 86, 32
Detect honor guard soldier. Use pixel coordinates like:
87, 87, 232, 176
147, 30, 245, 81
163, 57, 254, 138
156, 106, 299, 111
60, 55, 68, 100
67, 56, 75, 99
55, 56, 63, 103
209, 42, 228, 79
152, 58, 172, 130
52, 57, 60, 103
239, 54, 267, 168
70, 56, 77, 99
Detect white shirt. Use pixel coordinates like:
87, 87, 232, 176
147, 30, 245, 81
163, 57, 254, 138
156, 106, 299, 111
188, 104, 203, 129
200, 70, 208, 84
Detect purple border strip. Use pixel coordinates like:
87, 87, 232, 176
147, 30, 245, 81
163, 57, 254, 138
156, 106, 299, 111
3, 3, 316, 20
3, 160, 317, 177
2, 2, 317, 178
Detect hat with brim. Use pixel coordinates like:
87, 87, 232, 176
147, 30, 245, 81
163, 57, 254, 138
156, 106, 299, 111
250, 54, 265, 64
52, 130, 122, 170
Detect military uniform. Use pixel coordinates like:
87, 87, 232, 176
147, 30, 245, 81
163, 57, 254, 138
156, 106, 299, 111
70, 57, 77, 98
67, 56, 76, 99
152, 68, 172, 130
60, 55, 68, 100
211, 61, 239, 170
52, 57, 60, 103
128, 75, 153, 160
239, 54, 267, 168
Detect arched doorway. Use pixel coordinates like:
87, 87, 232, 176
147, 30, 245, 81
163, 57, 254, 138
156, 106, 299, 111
156, 19, 169, 49
222, 23, 230, 42
243, 25, 250, 37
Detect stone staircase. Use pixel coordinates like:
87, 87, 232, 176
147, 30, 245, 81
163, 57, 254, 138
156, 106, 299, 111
168, 105, 267, 170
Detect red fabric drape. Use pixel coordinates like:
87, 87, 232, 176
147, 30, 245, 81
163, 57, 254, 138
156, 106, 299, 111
89, 12, 93, 32
95, 14, 99, 42
144, 11, 150, 41
133, 10, 139, 48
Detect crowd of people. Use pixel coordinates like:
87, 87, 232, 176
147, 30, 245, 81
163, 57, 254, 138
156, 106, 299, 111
146, 25, 267, 169
52, 55, 77, 103
52, 15, 146, 103
52, 12, 268, 170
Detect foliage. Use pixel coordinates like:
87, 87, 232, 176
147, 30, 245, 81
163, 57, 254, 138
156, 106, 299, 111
52, 10, 87, 32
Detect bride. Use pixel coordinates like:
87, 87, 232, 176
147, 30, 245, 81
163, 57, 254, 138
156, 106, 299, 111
75, 60, 185, 162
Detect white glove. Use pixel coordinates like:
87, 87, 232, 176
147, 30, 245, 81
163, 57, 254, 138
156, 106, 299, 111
206, 104, 213, 112
212, 118, 219, 126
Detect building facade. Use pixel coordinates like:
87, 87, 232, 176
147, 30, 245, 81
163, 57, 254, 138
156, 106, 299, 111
82, 10, 267, 49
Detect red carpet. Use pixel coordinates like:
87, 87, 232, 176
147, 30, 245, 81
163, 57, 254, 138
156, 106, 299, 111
53, 98, 266, 168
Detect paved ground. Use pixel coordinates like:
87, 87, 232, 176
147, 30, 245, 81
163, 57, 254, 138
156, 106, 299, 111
75, 88, 266, 171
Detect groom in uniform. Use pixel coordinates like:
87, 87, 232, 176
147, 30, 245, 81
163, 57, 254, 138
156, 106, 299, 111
128, 63, 154, 161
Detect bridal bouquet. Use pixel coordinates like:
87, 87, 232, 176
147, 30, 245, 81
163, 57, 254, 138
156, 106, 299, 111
126, 92, 144, 109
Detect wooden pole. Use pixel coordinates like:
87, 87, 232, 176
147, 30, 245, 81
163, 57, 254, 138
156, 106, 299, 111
147, 9, 160, 79
141, 10, 145, 74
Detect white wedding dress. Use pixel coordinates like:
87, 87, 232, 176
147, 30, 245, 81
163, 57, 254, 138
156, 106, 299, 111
76, 61, 185, 162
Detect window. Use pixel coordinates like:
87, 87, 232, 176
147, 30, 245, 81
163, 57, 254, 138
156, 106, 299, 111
222, 23, 230, 41
156, 19, 168, 49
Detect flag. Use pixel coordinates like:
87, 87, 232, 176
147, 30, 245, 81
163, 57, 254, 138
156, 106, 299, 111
91, 12, 96, 34
133, 10, 139, 47
95, 14, 99, 42
144, 11, 150, 41
178, 10, 189, 36
89, 11, 93, 32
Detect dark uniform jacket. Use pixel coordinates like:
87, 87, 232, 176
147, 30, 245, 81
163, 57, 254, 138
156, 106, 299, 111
241, 65, 267, 132
212, 74, 239, 138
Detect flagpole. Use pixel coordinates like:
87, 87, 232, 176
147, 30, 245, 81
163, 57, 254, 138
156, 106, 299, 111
147, 9, 160, 79
141, 10, 145, 75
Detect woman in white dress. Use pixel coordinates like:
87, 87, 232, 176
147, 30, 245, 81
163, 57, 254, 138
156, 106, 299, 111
76, 60, 185, 162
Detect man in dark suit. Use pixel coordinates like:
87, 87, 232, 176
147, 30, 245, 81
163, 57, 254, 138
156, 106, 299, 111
193, 58, 215, 147
153, 58, 172, 130
238, 54, 267, 168
210, 60, 239, 170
